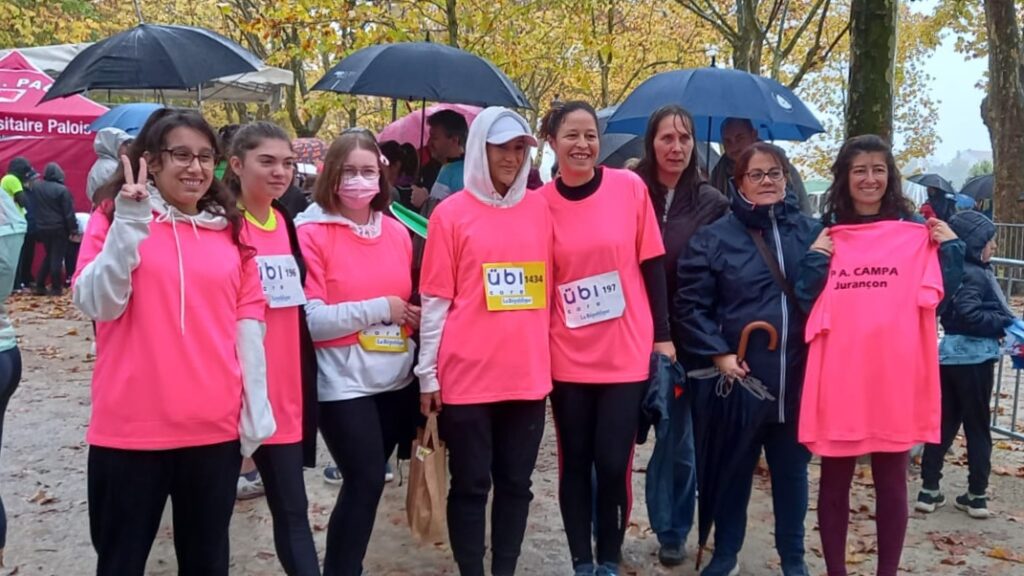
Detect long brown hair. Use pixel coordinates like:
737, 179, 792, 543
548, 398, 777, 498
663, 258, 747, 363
313, 129, 391, 214
634, 105, 704, 199
822, 134, 914, 224
93, 108, 247, 251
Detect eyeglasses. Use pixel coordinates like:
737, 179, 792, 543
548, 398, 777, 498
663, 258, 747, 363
342, 167, 380, 180
162, 147, 217, 167
745, 169, 785, 183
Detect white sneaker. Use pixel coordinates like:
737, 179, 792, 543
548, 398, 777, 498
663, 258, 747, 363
236, 470, 265, 500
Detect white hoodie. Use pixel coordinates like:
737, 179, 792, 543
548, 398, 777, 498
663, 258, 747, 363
295, 203, 416, 401
415, 107, 536, 393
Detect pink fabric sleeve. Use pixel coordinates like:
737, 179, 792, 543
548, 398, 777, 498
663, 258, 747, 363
635, 178, 666, 262
918, 243, 944, 309
419, 209, 457, 300
236, 254, 266, 322
297, 226, 327, 303
71, 208, 111, 287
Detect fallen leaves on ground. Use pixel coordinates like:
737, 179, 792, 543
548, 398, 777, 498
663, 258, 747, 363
26, 488, 57, 506
988, 547, 1024, 563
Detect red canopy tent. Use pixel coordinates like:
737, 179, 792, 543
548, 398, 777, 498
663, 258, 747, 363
0, 51, 107, 212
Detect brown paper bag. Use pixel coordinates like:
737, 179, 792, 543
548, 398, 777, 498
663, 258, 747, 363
406, 413, 447, 542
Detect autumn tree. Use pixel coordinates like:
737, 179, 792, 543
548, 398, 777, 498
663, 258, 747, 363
845, 0, 897, 141
981, 0, 1024, 222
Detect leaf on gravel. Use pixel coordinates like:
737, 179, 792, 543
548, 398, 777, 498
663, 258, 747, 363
988, 547, 1024, 563
940, 556, 967, 565
27, 488, 57, 505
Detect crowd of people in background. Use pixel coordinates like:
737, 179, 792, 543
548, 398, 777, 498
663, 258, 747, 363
0, 97, 1013, 576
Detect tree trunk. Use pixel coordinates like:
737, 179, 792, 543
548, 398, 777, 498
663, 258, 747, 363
845, 0, 897, 142
446, 0, 459, 48
982, 0, 1024, 223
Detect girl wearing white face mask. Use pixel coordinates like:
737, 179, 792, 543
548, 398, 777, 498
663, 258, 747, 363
295, 129, 421, 576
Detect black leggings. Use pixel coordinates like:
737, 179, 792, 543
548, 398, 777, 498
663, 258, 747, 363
440, 400, 546, 576
318, 384, 415, 576
0, 347, 21, 550
252, 442, 320, 576
550, 381, 646, 567
88, 441, 242, 576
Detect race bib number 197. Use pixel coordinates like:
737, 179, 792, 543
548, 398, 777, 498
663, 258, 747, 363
482, 262, 547, 311
558, 270, 626, 328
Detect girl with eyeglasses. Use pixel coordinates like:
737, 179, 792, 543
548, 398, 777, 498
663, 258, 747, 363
226, 122, 321, 576
675, 142, 820, 576
295, 130, 419, 576
73, 108, 275, 575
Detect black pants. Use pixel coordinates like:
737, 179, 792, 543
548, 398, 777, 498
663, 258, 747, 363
550, 381, 646, 567
439, 400, 546, 576
922, 361, 996, 495
15, 232, 34, 288
65, 240, 81, 285
36, 229, 67, 291
88, 441, 242, 576
319, 384, 415, 576
0, 347, 21, 549
252, 442, 321, 576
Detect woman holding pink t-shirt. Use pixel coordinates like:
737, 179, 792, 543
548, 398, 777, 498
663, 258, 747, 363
73, 108, 275, 576
539, 101, 675, 576
417, 107, 552, 576
227, 122, 320, 576
795, 135, 965, 576
296, 129, 420, 576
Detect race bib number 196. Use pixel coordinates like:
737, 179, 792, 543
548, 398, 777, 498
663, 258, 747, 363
482, 262, 547, 311
558, 270, 626, 328
255, 255, 307, 309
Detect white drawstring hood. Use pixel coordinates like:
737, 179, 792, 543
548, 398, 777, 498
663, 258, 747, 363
294, 202, 383, 238
463, 107, 537, 209
147, 185, 229, 334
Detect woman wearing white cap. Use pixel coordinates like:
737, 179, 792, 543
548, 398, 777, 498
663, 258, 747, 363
417, 107, 553, 576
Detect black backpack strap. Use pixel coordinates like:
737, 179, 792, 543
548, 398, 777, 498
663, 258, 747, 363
747, 228, 800, 304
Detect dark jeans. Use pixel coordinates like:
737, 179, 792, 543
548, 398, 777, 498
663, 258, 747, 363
36, 229, 67, 291
318, 385, 414, 576
252, 442, 320, 576
65, 240, 81, 285
648, 391, 696, 548
550, 381, 646, 568
922, 361, 996, 495
0, 347, 21, 549
15, 232, 35, 288
439, 400, 546, 576
712, 420, 809, 572
88, 441, 242, 576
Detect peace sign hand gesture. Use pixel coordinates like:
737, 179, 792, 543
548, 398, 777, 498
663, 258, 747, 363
119, 155, 149, 203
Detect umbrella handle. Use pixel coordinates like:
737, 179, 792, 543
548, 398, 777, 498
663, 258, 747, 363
737, 321, 778, 363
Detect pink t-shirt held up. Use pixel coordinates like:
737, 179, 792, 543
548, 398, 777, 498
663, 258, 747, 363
540, 168, 665, 384
799, 220, 943, 457
78, 207, 265, 451
420, 190, 554, 405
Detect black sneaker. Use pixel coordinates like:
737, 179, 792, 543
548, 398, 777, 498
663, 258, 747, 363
915, 490, 946, 513
954, 493, 990, 519
658, 543, 686, 567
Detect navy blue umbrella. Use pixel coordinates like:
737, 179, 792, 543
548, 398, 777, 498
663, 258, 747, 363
312, 42, 530, 109
596, 106, 720, 170
908, 173, 956, 196
960, 174, 994, 201
88, 103, 164, 136
606, 68, 824, 142
41, 24, 263, 102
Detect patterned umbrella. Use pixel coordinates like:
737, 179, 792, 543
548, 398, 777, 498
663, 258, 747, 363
292, 138, 328, 167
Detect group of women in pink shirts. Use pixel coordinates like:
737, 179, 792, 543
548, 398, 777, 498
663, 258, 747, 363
70, 103, 963, 576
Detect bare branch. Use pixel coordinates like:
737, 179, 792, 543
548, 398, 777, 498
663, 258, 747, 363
787, 18, 850, 89
674, 0, 739, 42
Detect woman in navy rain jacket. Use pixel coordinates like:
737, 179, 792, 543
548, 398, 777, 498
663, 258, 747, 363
675, 142, 818, 576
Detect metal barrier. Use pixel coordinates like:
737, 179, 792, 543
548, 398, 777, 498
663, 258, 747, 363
995, 223, 1024, 262
990, 256, 1024, 440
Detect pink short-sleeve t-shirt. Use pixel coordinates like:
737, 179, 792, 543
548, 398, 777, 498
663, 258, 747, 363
241, 209, 303, 445
540, 168, 665, 383
420, 190, 554, 404
799, 220, 943, 457
77, 205, 266, 450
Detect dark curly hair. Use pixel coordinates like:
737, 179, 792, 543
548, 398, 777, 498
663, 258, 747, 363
93, 108, 248, 253
822, 134, 914, 224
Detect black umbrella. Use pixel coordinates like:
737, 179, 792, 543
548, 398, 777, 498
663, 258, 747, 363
41, 24, 263, 102
690, 321, 779, 570
908, 173, 956, 196
312, 42, 530, 109
961, 174, 994, 201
